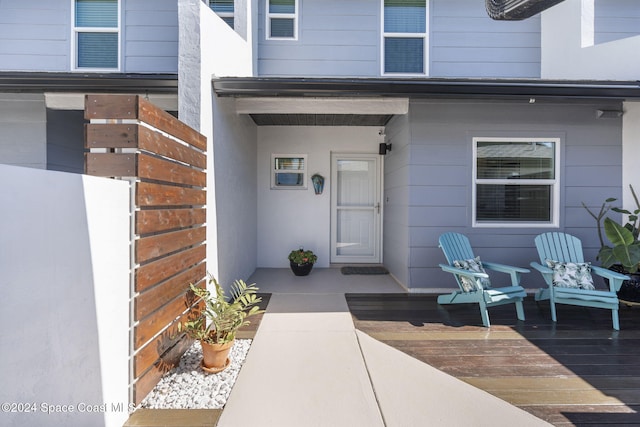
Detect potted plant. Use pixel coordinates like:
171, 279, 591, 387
288, 247, 317, 276
583, 184, 640, 303
178, 276, 263, 373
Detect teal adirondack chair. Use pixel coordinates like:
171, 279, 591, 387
438, 232, 529, 327
530, 232, 629, 330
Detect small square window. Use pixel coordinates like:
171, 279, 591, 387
271, 155, 307, 189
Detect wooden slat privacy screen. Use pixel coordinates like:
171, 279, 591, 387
84, 95, 207, 404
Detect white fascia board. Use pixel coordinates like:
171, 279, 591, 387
45, 93, 178, 111
235, 97, 409, 115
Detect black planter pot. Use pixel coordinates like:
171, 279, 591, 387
609, 264, 640, 304
290, 261, 314, 276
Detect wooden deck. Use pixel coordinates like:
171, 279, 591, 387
346, 293, 640, 426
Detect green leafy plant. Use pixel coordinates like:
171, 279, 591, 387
178, 276, 263, 345
583, 185, 640, 273
288, 248, 317, 265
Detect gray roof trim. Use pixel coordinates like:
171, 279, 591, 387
213, 77, 640, 101
0, 72, 178, 93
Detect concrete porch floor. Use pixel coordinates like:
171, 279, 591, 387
246, 266, 406, 294
216, 267, 549, 426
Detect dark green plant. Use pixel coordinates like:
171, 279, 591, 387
178, 276, 263, 345
288, 248, 317, 265
583, 185, 640, 273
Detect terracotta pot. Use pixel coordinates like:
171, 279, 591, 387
200, 340, 234, 374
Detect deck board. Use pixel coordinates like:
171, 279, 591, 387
346, 293, 640, 426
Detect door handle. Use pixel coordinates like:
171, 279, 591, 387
375, 202, 380, 214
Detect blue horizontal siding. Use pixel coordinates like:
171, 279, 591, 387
595, 0, 640, 44
260, 44, 377, 60
123, 0, 178, 73
258, 0, 379, 76
430, 0, 540, 78
0, 0, 178, 72
403, 100, 623, 289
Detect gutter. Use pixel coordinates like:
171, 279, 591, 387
0, 72, 178, 93
213, 77, 640, 102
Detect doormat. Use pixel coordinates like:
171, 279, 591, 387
341, 266, 389, 275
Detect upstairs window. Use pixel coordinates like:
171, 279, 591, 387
209, 0, 234, 29
267, 0, 297, 40
473, 138, 560, 227
73, 0, 119, 70
382, 0, 427, 75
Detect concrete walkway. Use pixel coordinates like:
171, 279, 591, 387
218, 269, 550, 426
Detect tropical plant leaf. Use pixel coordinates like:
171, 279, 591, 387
604, 217, 635, 246
612, 243, 640, 272
597, 246, 615, 268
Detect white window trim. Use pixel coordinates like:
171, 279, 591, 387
71, 0, 121, 72
266, 0, 299, 40
209, 0, 234, 27
472, 137, 561, 228
380, 0, 429, 76
271, 154, 308, 189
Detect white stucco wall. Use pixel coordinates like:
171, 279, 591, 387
257, 126, 382, 268
541, 0, 640, 79
0, 93, 47, 169
382, 114, 411, 289
0, 165, 130, 427
212, 96, 258, 286
178, 0, 254, 284
623, 101, 640, 210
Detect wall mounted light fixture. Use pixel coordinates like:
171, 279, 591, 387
379, 143, 392, 155
596, 109, 623, 119
311, 174, 325, 194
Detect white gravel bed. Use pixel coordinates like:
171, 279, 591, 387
139, 339, 251, 409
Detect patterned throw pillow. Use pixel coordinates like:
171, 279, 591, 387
545, 259, 595, 290
453, 256, 491, 292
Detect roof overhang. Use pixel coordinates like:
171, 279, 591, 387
0, 72, 179, 110
214, 77, 640, 126
0, 72, 178, 93
213, 77, 640, 102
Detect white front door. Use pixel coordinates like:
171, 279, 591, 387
330, 153, 382, 264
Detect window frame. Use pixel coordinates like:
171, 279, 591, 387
271, 154, 308, 190
472, 137, 561, 228
380, 0, 429, 76
71, 0, 121, 72
209, 0, 235, 29
266, 0, 298, 40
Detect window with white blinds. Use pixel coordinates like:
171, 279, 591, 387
73, 0, 119, 70
271, 155, 307, 189
266, 0, 297, 39
473, 138, 560, 227
209, 0, 234, 29
382, 0, 427, 75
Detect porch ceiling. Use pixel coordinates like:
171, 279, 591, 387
249, 113, 393, 126
236, 96, 407, 126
